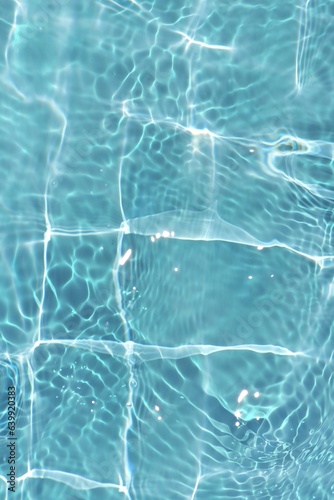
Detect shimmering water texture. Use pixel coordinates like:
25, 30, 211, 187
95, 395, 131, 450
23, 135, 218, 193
1, 0, 334, 499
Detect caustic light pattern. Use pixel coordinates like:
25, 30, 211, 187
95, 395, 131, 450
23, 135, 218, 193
0, 0, 334, 499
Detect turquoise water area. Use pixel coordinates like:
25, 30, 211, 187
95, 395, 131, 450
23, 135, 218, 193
1, 0, 334, 498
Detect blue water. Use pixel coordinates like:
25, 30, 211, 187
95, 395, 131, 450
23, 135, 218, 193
1, 0, 334, 498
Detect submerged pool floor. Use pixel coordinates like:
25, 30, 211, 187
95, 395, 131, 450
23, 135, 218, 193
0, 1, 334, 498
